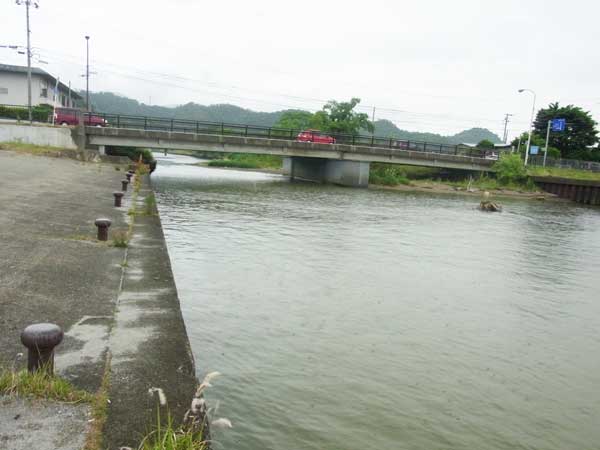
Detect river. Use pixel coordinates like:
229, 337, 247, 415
151, 153, 600, 450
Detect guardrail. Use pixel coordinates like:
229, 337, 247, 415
528, 155, 600, 172
90, 112, 493, 159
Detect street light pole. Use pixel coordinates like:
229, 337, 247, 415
85, 35, 90, 111
518, 88, 536, 166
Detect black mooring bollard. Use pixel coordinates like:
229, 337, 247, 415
20, 323, 64, 374
95, 218, 112, 241
113, 191, 124, 207
121, 179, 129, 191
125, 172, 132, 182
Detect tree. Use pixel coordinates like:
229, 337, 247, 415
274, 110, 313, 130
533, 102, 598, 159
510, 131, 561, 159
476, 139, 495, 149
273, 98, 374, 137
320, 98, 374, 135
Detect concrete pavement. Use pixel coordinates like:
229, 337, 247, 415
0, 149, 197, 449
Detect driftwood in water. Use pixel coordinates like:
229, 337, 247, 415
479, 201, 502, 212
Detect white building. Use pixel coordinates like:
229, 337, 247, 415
0, 63, 82, 108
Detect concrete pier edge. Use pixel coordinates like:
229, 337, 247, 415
101, 169, 199, 449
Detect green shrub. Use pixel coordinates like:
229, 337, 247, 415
369, 163, 411, 186
0, 104, 53, 122
106, 146, 155, 163
547, 147, 561, 159
492, 153, 527, 185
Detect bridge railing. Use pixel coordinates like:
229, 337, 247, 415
92, 112, 490, 159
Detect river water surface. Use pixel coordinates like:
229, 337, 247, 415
151, 153, 600, 450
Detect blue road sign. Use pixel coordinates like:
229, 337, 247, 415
551, 118, 566, 132
530, 145, 539, 155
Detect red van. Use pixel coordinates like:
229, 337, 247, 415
296, 129, 336, 144
54, 107, 108, 127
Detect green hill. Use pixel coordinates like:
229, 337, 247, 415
88, 92, 501, 144
372, 119, 501, 145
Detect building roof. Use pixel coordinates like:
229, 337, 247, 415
0, 63, 83, 100
460, 142, 512, 149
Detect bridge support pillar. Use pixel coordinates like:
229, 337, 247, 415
282, 157, 293, 176
289, 157, 369, 188
98, 145, 106, 156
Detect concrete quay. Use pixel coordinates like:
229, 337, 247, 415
0, 150, 197, 449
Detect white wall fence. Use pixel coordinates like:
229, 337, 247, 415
0, 121, 77, 150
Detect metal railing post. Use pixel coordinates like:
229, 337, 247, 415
245, 125, 248, 137
144, 117, 147, 130
352, 135, 355, 145
221, 123, 224, 135
389, 138, 393, 148
196, 121, 199, 134
117, 115, 120, 128
371, 135, 375, 146
268, 128, 271, 139
170, 118, 174, 132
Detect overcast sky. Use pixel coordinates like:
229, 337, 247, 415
1, 0, 598, 139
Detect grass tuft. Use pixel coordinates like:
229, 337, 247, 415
144, 193, 157, 216
0, 368, 92, 403
0, 141, 67, 156
83, 353, 111, 450
111, 230, 129, 248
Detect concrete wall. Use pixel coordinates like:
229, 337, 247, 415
0, 122, 77, 149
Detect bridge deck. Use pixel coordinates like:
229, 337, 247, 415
86, 126, 495, 172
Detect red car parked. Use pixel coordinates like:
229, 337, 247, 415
296, 129, 336, 144
53, 107, 108, 127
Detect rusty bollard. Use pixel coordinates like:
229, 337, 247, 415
125, 172, 132, 182
113, 191, 124, 207
95, 218, 112, 241
20, 323, 64, 374
121, 179, 129, 192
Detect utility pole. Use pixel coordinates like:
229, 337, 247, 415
518, 89, 536, 166
371, 106, 376, 134
85, 35, 90, 111
502, 113, 514, 143
16, 1, 39, 123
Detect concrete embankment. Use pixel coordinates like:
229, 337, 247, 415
0, 149, 197, 449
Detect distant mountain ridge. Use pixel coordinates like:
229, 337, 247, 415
88, 92, 501, 145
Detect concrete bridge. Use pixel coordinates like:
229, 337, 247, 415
83, 114, 495, 187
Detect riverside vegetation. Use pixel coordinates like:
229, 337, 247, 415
195, 151, 600, 194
